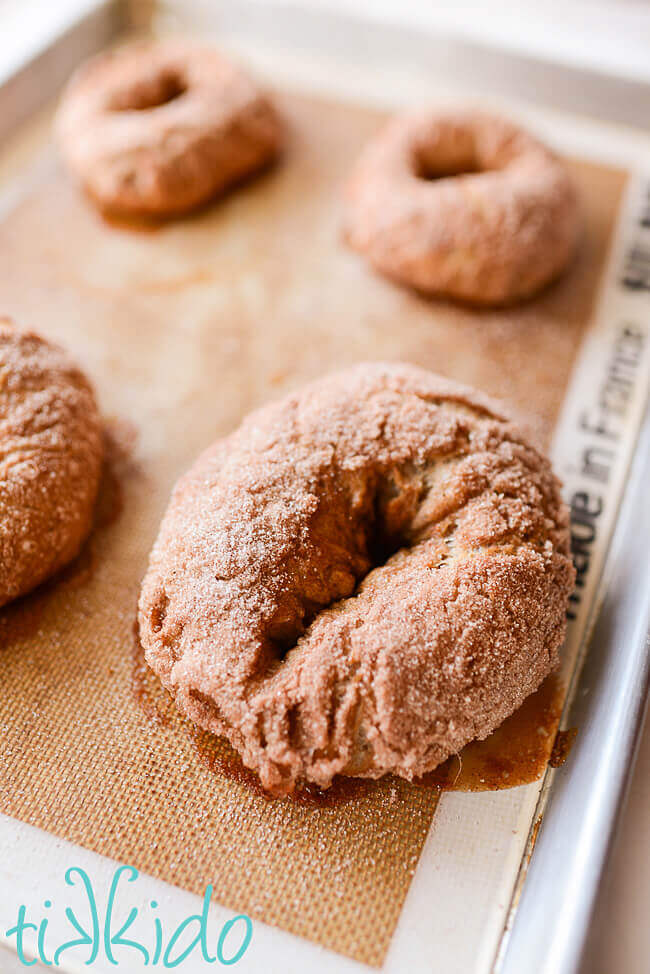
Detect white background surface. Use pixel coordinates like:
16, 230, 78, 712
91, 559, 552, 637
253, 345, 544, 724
259, 0, 650, 84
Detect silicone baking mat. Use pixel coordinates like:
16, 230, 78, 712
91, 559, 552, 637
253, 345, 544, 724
0, 89, 626, 967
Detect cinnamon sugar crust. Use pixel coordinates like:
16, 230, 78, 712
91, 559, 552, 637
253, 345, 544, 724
344, 110, 580, 305
139, 363, 575, 794
0, 320, 103, 607
55, 39, 284, 218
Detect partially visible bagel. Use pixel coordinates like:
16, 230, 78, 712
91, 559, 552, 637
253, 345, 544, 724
0, 320, 103, 607
139, 363, 574, 794
55, 39, 284, 217
344, 110, 580, 304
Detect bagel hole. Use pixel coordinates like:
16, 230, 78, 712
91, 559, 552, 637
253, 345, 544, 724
263, 477, 422, 665
366, 522, 407, 569
413, 147, 481, 181
267, 620, 312, 659
110, 70, 187, 112
415, 160, 481, 181
367, 475, 421, 565
266, 594, 325, 660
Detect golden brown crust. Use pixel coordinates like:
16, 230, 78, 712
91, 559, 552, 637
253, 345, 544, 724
139, 363, 575, 794
344, 110, 580, 305
0, 320, 103, 606
55, 39, 284, 217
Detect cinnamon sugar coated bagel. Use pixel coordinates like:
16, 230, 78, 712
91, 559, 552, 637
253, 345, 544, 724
344, 110, 580, 304
55, 39, 284, 217
0, 321, 103, 607
139, 363, 575, 795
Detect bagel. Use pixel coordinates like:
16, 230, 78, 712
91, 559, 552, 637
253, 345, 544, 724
139, 363, 574, 795
344, 110, 580, 305
55, 39, 284, 218
0, 320, 103, 607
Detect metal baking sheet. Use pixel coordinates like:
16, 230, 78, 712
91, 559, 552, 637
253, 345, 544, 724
0, 3, 649, 973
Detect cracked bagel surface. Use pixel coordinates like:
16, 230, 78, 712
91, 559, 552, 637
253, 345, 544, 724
139, 363, 574, 794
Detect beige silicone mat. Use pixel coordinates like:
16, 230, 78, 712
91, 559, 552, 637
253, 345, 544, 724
0, 91, 625, 967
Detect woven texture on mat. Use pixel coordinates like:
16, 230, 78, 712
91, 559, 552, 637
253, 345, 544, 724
0, 90, 624, 967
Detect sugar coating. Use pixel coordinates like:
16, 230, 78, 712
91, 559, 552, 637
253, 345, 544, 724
139, 363, 575, 794
0, 320, 103, 607
55, 39, 284, 218
344, 110, 580, 305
